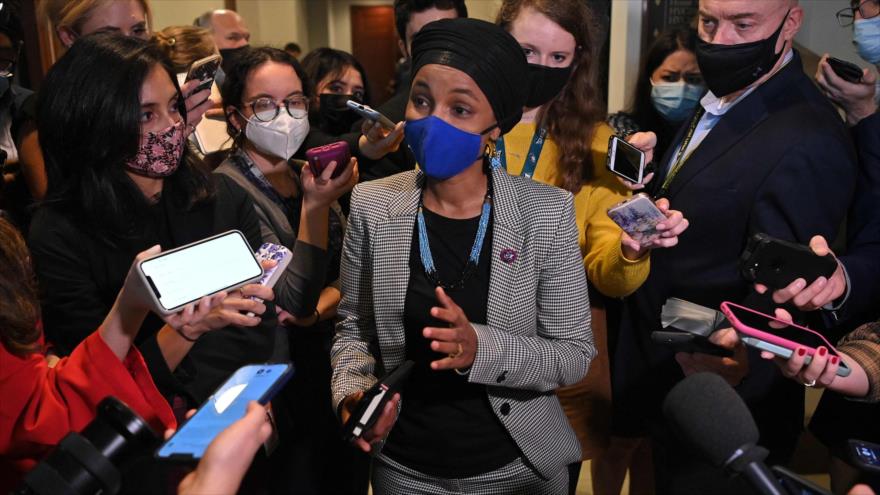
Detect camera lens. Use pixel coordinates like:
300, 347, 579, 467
16, 397, 159, 495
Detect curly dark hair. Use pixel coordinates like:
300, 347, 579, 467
0, 217, 41, 356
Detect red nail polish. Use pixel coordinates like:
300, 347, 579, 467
797, 348, 806, 356
818, 347, 827, 356
831, 356, 839, 365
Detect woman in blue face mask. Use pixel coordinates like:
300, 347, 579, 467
609, 27, 706, 162
331, 17, 597, 494
815, 0, 880, 126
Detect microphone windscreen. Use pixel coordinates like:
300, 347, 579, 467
662, 372, 760, 468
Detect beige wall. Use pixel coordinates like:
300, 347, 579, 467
151, 0, 223, 33
151, 0, 309, 50
150, 0, 504, 55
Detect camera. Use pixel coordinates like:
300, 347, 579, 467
14, 396, 159, 495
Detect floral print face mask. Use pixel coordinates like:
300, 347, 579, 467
125, 120, 185, 178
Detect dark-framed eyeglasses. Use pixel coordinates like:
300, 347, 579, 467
837, 0, 880, 27
245, 96, 309, 122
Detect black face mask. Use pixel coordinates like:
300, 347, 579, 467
525, 63, 573, 108
318, 93, 361, 135
695, 11, 789, 97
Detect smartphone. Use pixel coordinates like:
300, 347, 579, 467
156, 363, 294, 461
346, 100, 396, 130
342, 360, 414, 443
827, 57, 863, 84
137, 230, 263, 315
720, 301, 851, 377
607, 193, 667, 246
606, 136, 647, 184
850, 439, 880, 474
184, 54, 222, 96
246, 243, 293, 317
651, 330, 734, 358
740, 233, 838, 289
773, 466, 832, 495
305, 141, 350, 179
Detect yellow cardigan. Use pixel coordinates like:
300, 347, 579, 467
501, 122, 649, 297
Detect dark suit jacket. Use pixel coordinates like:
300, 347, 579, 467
28, 175, 277, 405
611, 52, 858, 459
839, 111, 880, 324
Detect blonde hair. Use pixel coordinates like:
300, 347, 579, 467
154, 26, 216, 73
39, 0, 152, 36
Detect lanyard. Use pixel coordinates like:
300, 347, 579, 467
233, 151, 296, 218
491, 127, 547, 179
417, 176, 492, 290
657, 107, 706, 197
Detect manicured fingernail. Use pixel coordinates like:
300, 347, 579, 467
818, 347, 827, 356
797, 348, 806, 356
831, 356, 839, 365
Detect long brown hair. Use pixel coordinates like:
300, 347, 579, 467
497, 0, 606, 193
0, 218, 41, 356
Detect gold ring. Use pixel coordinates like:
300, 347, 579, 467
448, 343, 463, 359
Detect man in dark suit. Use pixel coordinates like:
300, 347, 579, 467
355, 0, 468, 181
610, 0, 858, 492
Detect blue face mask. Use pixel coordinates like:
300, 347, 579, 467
650, 81, 706, 123
405, 115, 493, 179
854, 17, 880, 65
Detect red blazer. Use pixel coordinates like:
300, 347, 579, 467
0, 330, 176, 492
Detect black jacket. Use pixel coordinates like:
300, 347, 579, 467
611, 52, 858, 460
28, 174, 276, 405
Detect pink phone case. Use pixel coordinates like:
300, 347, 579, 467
305, 141, 350, 179
720, 301, 840, 357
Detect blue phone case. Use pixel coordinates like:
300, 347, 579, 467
155, 363, 294, 461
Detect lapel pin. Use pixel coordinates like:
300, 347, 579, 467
500, 248, 517, 264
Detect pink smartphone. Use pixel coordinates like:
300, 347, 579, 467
305, 141, 350, 179
720, 301, 851, 377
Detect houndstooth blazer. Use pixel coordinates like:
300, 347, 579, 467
330, 167, 595, 479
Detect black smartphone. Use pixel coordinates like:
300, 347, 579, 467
342, 361, 414, 443
651, 330, 734, 358
827, 57, 863, 84
773, 466, 832, 495
156, 363, 294, 461
184, 54, 221, 96
739, 233, 838, 290
850, 439, 880, 474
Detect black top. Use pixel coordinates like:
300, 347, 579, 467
28, 175, 277, 406
383, 206, 519, 477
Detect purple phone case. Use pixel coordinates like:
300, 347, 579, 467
305, 141, 350, 178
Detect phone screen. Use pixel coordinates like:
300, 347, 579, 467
725, 304, 838, 356
610, 138, 644, 182
140, 231, 262, 311
157, 363, 292, 460
854, 442, 880, 467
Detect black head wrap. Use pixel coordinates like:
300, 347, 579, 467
410, 18, 527, 134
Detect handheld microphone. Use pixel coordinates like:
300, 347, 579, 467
662, 372, 785, 495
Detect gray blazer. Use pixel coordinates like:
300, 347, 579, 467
330, 167, 595, 478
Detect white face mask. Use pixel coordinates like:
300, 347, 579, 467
241, 110, 310, 160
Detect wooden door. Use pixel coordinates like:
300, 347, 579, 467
350, 5, 396, 105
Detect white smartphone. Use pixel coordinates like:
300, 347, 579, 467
607, 193, 667, 246
346, 100, 396, 130
155, 363, 294, 461
606, 136, 647, 183
137, 230, 263, 315
184, 53, 222, 96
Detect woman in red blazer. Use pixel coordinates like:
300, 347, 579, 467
0, 217, 265, 492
